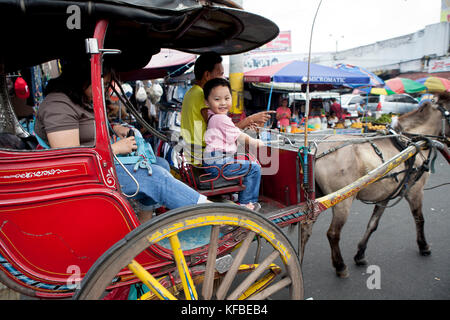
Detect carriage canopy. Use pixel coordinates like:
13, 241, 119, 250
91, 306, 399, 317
0, 0, 279, 72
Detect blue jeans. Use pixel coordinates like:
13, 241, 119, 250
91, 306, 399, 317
115, 157, 205, 209
204, 151, 261, 204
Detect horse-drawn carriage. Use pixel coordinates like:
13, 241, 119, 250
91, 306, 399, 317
0, 0, 449, 301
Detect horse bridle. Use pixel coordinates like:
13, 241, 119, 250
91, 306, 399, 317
436, 103, 450, 140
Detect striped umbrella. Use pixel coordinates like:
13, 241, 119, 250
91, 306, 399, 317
416, 76, 450, 93
385, 77, 427, 94
356, 85, 396, 95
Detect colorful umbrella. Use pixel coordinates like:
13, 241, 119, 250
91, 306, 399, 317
335, 63, 385, 88
355, 85, 396, 95
416, 76, 450, 93
418, 93, 435, 105
385, 77, 427, 94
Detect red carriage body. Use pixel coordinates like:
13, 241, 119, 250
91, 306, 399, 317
0, 1, 280, 299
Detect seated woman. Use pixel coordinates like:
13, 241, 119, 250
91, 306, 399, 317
34, 59, 209, 217
202, 78, 263, 211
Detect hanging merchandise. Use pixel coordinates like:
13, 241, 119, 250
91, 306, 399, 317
30, 65, 44, 107
121, 83, 133, 98
14, 77, 30, 99
135, 81, 148, 103
147, 82, 163, 104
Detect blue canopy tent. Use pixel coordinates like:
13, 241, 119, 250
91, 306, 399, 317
244, 60, 370, 111
245, 60, 370, 86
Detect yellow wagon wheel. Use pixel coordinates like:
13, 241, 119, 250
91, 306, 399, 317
74, 203, 303, 300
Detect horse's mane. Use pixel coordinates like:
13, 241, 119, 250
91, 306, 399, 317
437, 91, 450, 108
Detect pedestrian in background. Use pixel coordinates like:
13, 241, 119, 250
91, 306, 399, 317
330, 98, 343, 120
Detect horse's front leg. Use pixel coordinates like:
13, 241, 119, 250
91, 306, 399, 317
354, 200, 389, 266
327, 198, 353, 278
406, 185, 431, 256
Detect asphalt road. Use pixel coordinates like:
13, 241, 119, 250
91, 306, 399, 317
291, 152, 450, 300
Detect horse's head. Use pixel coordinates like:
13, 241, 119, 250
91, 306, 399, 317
395, 92, 450, 146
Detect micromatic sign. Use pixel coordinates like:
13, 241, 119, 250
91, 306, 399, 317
303, 76, 347, 83
271, 75, 349, 84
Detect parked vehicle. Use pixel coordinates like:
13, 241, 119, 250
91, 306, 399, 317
340, 94, 365, 117
366, 94, 419, 114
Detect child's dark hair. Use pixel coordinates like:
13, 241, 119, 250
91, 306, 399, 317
194, 52, 222, 81
203, 78, 231, 100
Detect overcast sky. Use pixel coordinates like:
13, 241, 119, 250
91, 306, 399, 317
243, 0, 442, 53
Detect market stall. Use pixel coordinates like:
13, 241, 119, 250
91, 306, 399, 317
244, 60, 370, 132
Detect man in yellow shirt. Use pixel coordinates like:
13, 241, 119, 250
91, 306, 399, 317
180, 53, 224, 164
181, 52, 273, 164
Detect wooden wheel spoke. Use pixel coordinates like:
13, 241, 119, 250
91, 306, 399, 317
202, 225, 221, 300
227, 250, 280, 300
247, 277, 292, 300
215, 230, 256, 300
127, 259, 176, 300
169, 234, 198, 300
75, 205, 303, 300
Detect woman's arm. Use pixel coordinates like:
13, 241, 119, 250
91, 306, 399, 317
47, 128, 137, 155
111, 138, 137, 155
47, 129, 80, 148
112, 123, 131, 138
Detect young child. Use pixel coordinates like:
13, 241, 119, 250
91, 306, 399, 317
202, 78, 263, 211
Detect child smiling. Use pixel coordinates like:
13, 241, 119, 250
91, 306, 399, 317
202, 78, 264, 211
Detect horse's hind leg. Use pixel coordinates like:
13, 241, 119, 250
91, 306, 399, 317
327, 198, 353, 278
406, 187, 431, 256
354, 201, 388, 266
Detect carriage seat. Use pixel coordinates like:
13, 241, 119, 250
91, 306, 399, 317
178, 154, 252, 197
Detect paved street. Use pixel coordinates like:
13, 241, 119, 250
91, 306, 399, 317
295, 152, 450, 300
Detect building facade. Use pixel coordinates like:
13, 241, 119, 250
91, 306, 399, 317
242, 22, 450, 81
315, 22, 450, 80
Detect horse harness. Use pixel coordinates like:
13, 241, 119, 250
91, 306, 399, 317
315, 133, 387, 161
363, 129, 437, 207
315, 127, 439, 207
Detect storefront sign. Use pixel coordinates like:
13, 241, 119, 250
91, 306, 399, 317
428, 58, 450, 73
250, 31, 292, 53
